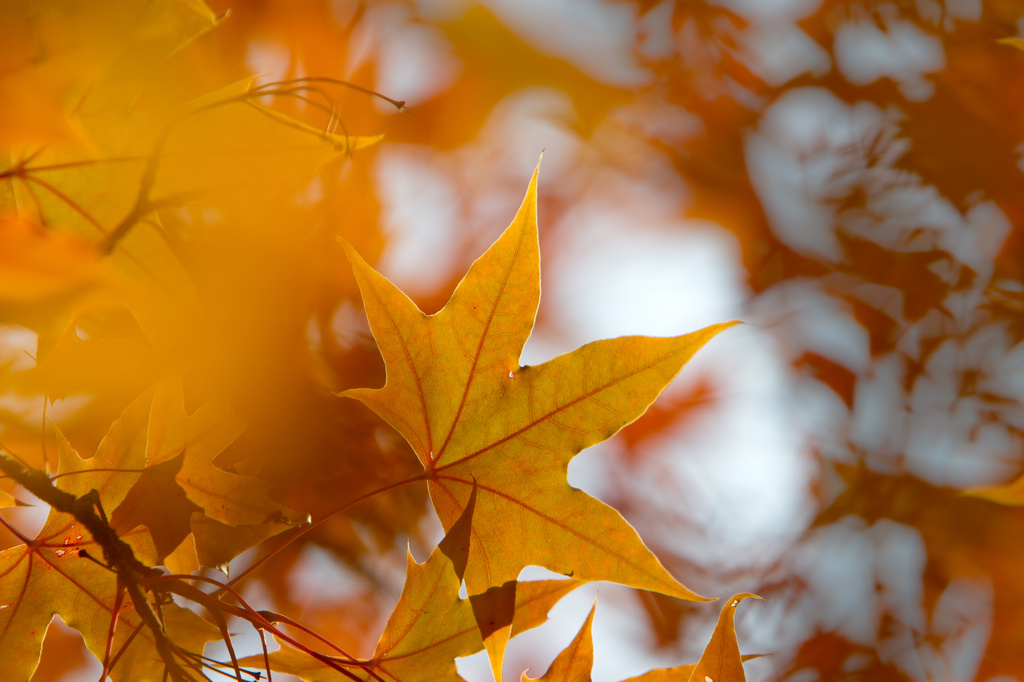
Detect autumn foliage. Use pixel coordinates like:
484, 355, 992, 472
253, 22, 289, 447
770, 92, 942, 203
4, 0, 1024, 681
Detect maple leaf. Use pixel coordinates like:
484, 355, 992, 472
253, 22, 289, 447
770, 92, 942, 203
250, 546, 479, 681
522, 602, 596, 682
623, 593, 762, 682
252, 544, 584, 682
118, 378, 308, 566
513, 593, 762, 682
340, 162, 734, 602
0, 392, 218, 682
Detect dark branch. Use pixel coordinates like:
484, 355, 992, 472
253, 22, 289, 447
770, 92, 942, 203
0, 447, 192, 681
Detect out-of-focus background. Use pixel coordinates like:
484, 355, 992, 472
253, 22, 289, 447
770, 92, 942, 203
4, 0, 1024, 680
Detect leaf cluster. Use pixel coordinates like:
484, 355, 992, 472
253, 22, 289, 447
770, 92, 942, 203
0, 1, 760, 681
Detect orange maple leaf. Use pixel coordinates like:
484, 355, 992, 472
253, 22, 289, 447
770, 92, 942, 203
0, 392, 218, 682
518, 592, 762, 682
522, 601, 596, 682
251, 545, 583, 681
340, 161, 734, 603
624, 593, 763, 682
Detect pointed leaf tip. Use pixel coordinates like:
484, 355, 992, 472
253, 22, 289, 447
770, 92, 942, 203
522, 601, 596, 682
336, 237, 361, 265
686, 593, 762, 682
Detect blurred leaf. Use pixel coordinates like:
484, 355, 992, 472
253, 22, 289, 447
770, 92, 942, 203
146, 378, 306, 529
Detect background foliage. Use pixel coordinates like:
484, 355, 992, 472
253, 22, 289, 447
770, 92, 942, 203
3, 0, 1024, 680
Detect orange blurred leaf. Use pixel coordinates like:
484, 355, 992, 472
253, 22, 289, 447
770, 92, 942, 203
0, 218, 109, 307
145, 378, 307, 529
965, 473, 1024, 505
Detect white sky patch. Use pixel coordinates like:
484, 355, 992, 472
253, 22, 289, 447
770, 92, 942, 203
904, 329, 1024, 486
834, 15, 944, 101
752, 279, 871, 373
373, 8, 462, 108
746, 88, 889, 263
483, 0, 650, 85
922, 576, 993, 681
787, 519, 930, 656
373, 146, 462, 295
244, 39, 291, 82
635, 0, 676, 61
714, 0, 821, 21
540, 217, 743, 344
739, 19, 831, 87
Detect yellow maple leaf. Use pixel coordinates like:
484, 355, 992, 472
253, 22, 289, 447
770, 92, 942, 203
522, 602, 596, 682
252, 544, 583, 681
340, 160, 734, 604
624, 593, 763, 682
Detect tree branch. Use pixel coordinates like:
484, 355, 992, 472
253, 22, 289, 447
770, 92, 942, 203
0, 448, 192, 681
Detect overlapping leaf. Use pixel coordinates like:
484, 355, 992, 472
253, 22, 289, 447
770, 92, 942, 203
254, 545, 584, 682
438, 482, 583, 681
0, 392, 218, 682
112, 378, 307, 567
624, 593, 762, 682
257, 546, 480, 681
341, 162, 734, 602
513, 593, 760, 682
522, 603, 596, 682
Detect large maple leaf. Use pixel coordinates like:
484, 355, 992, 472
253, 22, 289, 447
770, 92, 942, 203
340, 162, 734, 601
